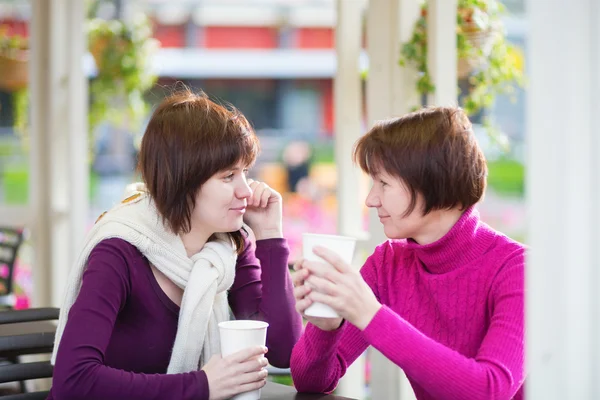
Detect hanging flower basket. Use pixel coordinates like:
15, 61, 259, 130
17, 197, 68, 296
0, 26, 28, 92
398, 0, 525, 136
0, 52, 28, 91
89, 35, 130, 77
457, 22, 499, 78
87, 16, 159, 132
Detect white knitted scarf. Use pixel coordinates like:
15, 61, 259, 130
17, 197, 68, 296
51, 188, 237, 373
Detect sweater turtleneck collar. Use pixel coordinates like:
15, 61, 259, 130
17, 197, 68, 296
405, 206, 496, 274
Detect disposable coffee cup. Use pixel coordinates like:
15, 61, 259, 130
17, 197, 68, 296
219, 320, 269, 400
302, 233, 356, 318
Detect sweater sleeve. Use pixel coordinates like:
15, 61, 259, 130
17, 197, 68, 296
51, 239, 208, 400
289, 254, 380, 393
228, 236, 303, 368
361, 250, 525, 400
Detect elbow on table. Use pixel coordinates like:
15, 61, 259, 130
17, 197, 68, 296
290, 367, 337, 394
291, 377, 336, 395
51, 363, 99, 400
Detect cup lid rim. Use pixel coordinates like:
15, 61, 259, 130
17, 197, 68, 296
302, 233, 356, 241
218, 320, 269, 330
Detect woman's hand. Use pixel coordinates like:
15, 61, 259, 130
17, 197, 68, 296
243, 179, 283, 240
202, 345, 269, 400
292, 259, 344, 331
299, 246, 382, 330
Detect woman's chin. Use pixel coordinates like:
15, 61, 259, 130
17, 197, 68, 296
230, 220, 245, 232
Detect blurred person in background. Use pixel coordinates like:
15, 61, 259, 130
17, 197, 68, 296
291, 107, 525, 400
282, 140, 312, 193
49, 89, 302, 400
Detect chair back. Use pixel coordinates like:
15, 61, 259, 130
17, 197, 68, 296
0, 227, 25, 308
0, 307, 60, 399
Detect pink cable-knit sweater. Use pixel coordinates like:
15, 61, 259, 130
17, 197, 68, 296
290, 207, 525, 400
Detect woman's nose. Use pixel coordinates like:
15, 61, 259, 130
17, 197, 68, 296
236, 178, 252, 199
365, 188, 380, 208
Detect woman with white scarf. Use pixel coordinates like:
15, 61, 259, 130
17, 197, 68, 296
48, 89, 303, 400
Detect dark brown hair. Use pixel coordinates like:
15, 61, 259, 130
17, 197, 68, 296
138, 87, 259, 252
353, 106, 486, 216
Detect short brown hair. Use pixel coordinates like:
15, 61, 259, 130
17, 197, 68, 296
353, 106, 486, 216
138, 88, 259, 252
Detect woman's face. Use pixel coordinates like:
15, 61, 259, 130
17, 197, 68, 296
191, 160, 252, 234
365, 169, 427, 240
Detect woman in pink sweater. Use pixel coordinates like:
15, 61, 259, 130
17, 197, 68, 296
290, 107, 525, 400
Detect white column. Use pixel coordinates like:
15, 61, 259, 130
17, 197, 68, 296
526, 0, 600, 399
365, 0, 419, 399
29, 0, 88, 307
335, 0, 364, 239
426, 0, 458, 106
29, 0, 52, 307
334, 0, 367, 397
66, 0, 89, 295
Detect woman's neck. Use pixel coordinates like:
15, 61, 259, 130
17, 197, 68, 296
411, 208, 465, 245
179, 226, 212, 257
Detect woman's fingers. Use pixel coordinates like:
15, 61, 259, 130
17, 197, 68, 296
259, 185, 272, 207
237, 378, 268, 394
247, 181, 271, 208
302, 260, 343, 282
238, 355, 268, 374
292, 267, 309, 287
295, 296, 313, 314
306, 274, 338, 296
293, 282, 311, 300
226, 345, 267, 364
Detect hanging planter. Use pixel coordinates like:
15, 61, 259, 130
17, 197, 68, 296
456, 20, 499, 78
87, 16, 159, 133
399, 0, 524, 141
0, 26, 28, 92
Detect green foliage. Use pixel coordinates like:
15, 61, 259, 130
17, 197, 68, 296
398, 0, 525, 138
12, 88, 28, 140
87, 15, 159, 132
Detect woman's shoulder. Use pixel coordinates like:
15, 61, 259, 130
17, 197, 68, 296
486, 229, 526, 267
372, 239, 411, 260
90, 237, 145, 261
364, 239, 412, 274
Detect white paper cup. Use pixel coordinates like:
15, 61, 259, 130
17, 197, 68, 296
302, 233, 357, 318
219, 320, 269, 400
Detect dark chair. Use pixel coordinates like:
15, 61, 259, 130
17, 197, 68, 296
0, 307, 60, 399
0, 227, 25, 309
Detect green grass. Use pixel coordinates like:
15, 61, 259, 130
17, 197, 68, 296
1, 166, 100, 205
486, 158, 525, 197
268, 374, 294, 386
3, 166, 28, 204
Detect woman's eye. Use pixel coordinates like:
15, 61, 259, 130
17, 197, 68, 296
380, 180, 387, 186
243, 168, 249, 176
224, 173, 234, 180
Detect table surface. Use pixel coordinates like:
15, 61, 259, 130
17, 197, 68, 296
0, 321, 355, 399
262, 381, 356, 400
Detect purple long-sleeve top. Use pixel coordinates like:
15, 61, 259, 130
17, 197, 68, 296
48, 236, 302, 400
